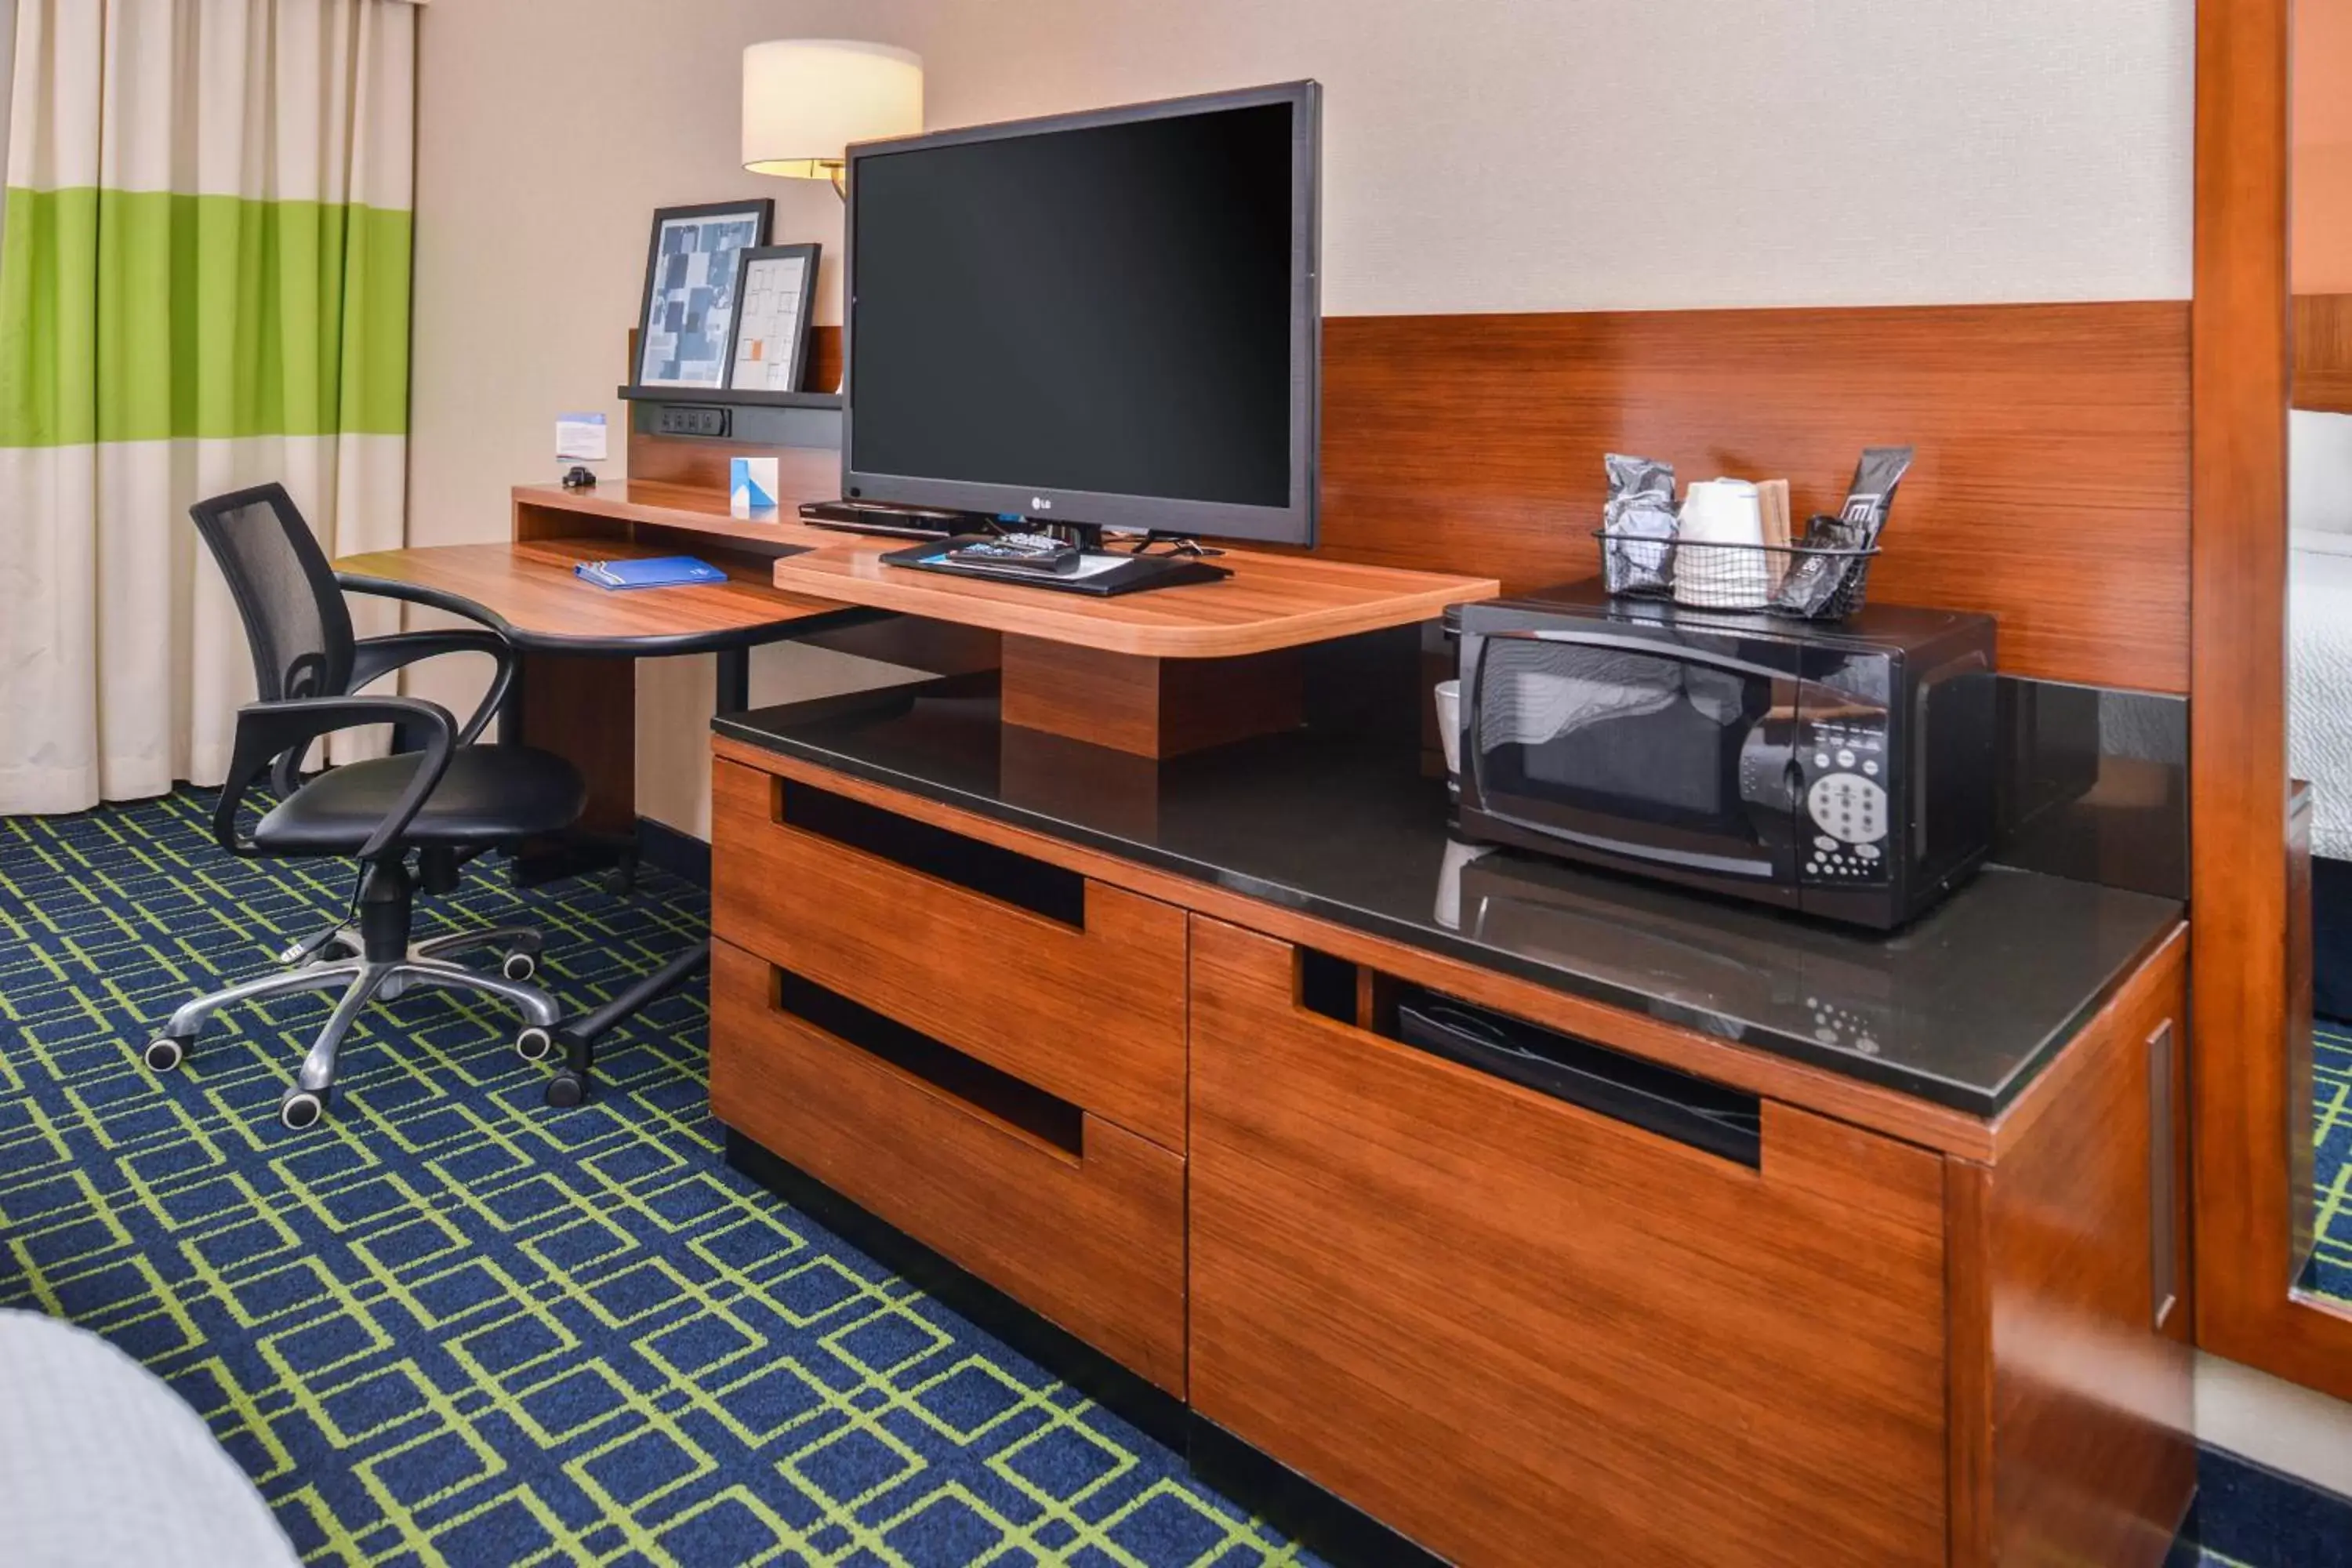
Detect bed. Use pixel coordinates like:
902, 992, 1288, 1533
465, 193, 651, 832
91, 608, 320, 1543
2293, 528, 2352, 1020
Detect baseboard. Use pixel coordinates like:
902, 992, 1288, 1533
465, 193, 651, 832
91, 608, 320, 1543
2194, 1445, 2352, 1568
635, 816, 711, 887
1186, 1416, 1449, 1568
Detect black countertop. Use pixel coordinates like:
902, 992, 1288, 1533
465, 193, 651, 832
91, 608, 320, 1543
714, 659, 2182, 1118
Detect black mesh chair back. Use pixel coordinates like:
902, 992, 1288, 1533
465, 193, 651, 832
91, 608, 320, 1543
188, 483, 355, 704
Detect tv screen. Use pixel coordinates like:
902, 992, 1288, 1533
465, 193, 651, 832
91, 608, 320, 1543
844, 82, 1319, 545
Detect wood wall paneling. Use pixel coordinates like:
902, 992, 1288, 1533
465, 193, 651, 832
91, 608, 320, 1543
2292, 294, 2352, 411
1185, 916, 1950, 1568
1316, 303, 2190, 692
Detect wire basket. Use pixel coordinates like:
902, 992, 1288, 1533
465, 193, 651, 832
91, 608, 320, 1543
1594, 529, 1882, 621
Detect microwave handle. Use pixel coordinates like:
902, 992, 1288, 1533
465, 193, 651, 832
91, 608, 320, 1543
1489, 626, 1794, 685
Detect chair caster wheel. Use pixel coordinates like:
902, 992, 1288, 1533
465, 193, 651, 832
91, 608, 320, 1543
545, 1071, 586, 1109
515, 1025, 555, 1062
279, 1088, 328, 1131
501, 950, 538, 982
143, 1036, 188, 1073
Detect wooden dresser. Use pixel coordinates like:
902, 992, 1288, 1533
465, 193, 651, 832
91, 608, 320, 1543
702, 669, 2194, 1568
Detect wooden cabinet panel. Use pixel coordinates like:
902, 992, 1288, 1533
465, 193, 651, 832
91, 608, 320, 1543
709, 938, 1187, 1392
1947, 934, 2194, 1568
1185, 916, 1949, 1568
711, 757, 1189, 1151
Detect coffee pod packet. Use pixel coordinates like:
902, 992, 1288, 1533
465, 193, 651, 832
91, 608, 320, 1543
1601, 452, 1678, 595
1769, 445, 1915, 617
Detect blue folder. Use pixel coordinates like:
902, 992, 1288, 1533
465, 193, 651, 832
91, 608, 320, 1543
572, 556, 729, 591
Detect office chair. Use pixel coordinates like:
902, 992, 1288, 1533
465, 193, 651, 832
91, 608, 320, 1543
151, 483, 589, 1129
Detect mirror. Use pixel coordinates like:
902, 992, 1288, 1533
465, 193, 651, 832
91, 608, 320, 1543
2290, 0, 2352, 1308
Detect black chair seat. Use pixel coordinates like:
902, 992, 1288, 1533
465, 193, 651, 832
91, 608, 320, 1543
252, 746, 587, 855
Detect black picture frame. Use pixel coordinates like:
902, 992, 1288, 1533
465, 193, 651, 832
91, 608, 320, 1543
633, 198, 775, 389
723, 242, 823, 393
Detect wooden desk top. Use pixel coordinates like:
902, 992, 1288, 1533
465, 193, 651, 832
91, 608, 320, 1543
768, 539, 1499, 659
512, 477, 1501, 658
335, 538, 869, 654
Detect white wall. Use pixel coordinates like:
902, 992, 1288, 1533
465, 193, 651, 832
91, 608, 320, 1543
410, 0, 2198, 837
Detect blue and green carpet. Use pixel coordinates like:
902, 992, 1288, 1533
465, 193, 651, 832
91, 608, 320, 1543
0, 789, 1318, 1566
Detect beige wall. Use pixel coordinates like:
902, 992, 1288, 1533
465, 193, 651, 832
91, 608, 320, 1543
410, 0, 2196, 837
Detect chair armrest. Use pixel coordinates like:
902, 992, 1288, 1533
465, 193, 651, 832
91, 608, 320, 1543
348, 630, 514, 747
213, 695, 457, 864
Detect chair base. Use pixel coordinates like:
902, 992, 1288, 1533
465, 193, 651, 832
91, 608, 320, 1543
153, 921, 564, 1128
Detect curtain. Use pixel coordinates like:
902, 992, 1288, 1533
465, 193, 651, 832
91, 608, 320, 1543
0, 0, 415, 814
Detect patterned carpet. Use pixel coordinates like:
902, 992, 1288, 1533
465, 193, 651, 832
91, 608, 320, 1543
2309, 1022, 2352, 1308
0, 790, 1317, 1567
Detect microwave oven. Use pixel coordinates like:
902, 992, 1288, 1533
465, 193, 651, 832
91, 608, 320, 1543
1452, 581, 1998, 929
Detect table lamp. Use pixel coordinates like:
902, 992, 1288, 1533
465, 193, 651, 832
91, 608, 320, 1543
742, 39, 924, 199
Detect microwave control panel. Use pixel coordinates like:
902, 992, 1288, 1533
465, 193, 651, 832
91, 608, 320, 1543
1798, 719, 1889, 883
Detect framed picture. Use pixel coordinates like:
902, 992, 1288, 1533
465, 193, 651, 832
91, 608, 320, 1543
633, 198, 774, 389
724, 242, 822, 393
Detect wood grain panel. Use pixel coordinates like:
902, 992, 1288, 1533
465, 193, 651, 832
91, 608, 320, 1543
520, 651, 633, 835
621, 436, 842, 498
999, 636, 1304, 757
809, 324, 842, 394
710, 732, 2004, 1158
517, 477, 840, 541
1317, 303, 2190, 691
339, 538, 851, 647
1946, 935, 2194, 1568
2187, 0, 2352, 1403
768, 537, 1498, 659
2294, 293, 2352, 411
1185, 916, 1949, 1568
708, 938, 1186, 1392
710, 757, 1190, 1150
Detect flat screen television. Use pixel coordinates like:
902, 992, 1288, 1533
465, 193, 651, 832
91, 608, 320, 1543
841, 81, 1320, 546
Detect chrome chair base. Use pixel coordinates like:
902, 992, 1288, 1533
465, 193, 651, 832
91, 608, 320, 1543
147, 940, 561, 1131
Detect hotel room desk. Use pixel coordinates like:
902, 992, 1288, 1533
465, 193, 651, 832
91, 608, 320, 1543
703, 647, 2195, 1568
332, 532, 880, 875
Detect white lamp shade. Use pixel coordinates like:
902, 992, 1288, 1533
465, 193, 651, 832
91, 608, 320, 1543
742, 39, 923, 179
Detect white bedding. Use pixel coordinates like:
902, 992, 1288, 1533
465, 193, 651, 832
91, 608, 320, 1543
2292, 530, 2352, 861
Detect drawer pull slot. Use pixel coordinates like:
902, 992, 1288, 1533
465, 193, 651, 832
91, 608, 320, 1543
774, 967, 1086, 1159
1298, 948, 1360, 1025
1393, 987, 1762, 1167
778, 780, 1086, 929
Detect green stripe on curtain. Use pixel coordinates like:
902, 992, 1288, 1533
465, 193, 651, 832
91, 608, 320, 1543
0, 187, 410, 446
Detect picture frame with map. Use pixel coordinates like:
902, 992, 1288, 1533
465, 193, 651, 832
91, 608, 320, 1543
633, 198, 774, 389
724, 242, 822, 393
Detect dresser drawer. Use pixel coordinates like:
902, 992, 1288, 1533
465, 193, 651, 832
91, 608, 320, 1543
1187, 916, 1949, 1568
711, 758, 1189, 1151
710, 938, 1186, 1393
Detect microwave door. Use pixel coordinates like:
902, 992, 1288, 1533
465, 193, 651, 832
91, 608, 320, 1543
1468, 631, 1802, 883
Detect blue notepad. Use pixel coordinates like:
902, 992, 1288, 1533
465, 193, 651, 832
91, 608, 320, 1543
573, 556, 728, 590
